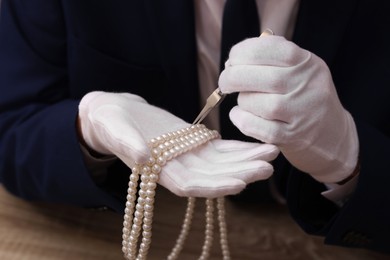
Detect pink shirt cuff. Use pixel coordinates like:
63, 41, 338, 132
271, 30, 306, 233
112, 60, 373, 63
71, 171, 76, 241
322, 173, 359, 207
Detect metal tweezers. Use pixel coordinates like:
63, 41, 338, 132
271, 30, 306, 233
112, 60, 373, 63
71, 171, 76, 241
192, 29, 274, 125
192, 88, 226, 125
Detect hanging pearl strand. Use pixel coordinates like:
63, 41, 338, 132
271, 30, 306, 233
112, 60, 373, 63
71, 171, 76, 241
199, 198, 214, 260
217, 197, 230, 260
122, 124, 231, 260
167, 197, 196, 260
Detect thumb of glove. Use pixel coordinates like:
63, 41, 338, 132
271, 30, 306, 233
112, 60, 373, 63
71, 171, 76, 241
78, 92, 151, 166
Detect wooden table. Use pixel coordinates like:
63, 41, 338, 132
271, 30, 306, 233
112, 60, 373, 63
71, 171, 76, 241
0, 185, 387, 260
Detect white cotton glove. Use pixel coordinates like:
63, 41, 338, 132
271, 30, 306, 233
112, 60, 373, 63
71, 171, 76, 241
218, 36, 359, 184
78, 91, 279, 198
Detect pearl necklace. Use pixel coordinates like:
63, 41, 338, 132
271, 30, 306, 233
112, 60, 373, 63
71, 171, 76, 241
122, 124, 231, 260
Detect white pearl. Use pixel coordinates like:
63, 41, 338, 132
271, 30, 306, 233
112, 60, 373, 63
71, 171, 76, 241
124, 214, 132, 222
158, 143, 165, 151
128, 181, 138, 189
134, 211, 143, 219
140, 174, 149, 182
145, 197, 154, 205
122, 227, 130, 235
151, 147, 161, 157
127, 187, 136, 194
131, 166, 140, 173
148, 138, 157, 146
126, 201, 135, 209
142, 224, 152, 232
143, 219, 152, 227
146, 157, 155, 167
141, 166, 151, 174
163, 150, 172, 160
144, 204, 153, 212
129, 174, 139, 182
138, 190, 147, 198
147, 182, 157, 190
139, 182, 148, 190
133, 217, 142, 225
136, 197, 145, 206
139, 243, 149, 252
156, 156, 166, 166
143, 211, 153, 218
124, 207, 132, 215
149, 174, 158, 182
146, 190, 155, 197
131, 224, 141, 233
142, 231, 152, 239
151, 164, 161, 174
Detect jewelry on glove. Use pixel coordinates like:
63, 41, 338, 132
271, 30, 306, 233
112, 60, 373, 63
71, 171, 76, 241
122, 124, 230, 260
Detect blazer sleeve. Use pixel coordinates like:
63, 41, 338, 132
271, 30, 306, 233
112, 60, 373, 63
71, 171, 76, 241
0, 0, 124, 212
285, 0, 390, 254
286, 123, 390, 254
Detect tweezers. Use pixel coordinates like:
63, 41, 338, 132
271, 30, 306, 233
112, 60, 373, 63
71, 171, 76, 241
192, 29, 274, 125
192, 88, 226, 124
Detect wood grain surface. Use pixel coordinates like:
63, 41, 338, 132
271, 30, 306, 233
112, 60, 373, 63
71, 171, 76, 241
0, 185, 387, 260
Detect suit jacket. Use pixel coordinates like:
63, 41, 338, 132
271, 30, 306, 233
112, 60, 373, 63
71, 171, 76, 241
0, 0, 389, 254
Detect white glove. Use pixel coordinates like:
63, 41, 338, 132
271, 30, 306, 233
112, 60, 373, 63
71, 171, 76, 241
78, 91, 279, 197
218, 36, 359, 184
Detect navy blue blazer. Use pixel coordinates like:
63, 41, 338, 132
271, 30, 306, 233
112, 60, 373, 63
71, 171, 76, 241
0, 0, 389, 254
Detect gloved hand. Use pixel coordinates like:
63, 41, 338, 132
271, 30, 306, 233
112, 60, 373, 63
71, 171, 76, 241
218, 36, 359, 184
78, 91, 279, 197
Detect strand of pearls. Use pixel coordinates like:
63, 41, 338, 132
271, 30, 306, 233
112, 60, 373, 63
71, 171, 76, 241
122, 124, 231, 260
167, 197, 195, 260
199, 198, 214, 260
217, 197, 230, 260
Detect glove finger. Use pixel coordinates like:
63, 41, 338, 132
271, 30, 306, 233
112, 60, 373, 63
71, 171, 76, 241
176, 153, 274, 182
159, 160, 247, 198
93, 105, 150, 164
228, 36, 309, 67
220, 160, 273, 184
237, 92, 291, 123
209, 139, 263, 151
219, 64, 292, 94
196, 140, 279, 162
229, 106, 287, 145
182, 177, 246, 198
219, 51, 312, 95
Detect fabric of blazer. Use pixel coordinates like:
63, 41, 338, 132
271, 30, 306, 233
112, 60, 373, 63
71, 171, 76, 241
0, 0, 389, 254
